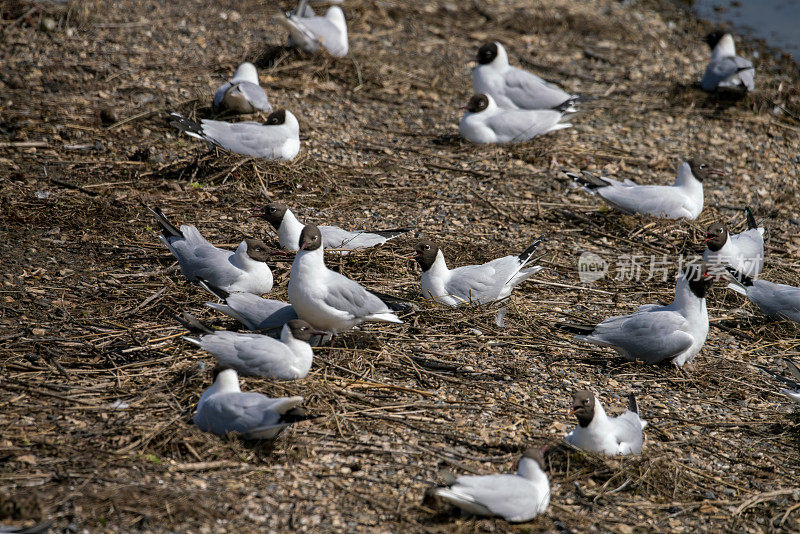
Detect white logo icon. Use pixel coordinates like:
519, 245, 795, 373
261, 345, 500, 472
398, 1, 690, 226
578, 252, 607, 283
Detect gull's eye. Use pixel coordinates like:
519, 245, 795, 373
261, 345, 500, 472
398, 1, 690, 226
584, 399, 589, 404
424, 244, 430, 250
700, 164, 707, 169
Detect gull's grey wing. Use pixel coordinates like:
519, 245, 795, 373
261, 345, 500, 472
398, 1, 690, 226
195, 391, 283, 435
236, 81, 272, 112
199, 120, 289, 158
200, 331, 295, 377
446, 263, 502, 303
597, 183, 690, 218
208, 292, 297, 330
322, 273, 393, 318
749, 281, 800, 323
503, 67, 574, 110
290, 16, 346, 56
702, 55, 754, 91
213, 81, 233, 107
451, 474, 543, 522
611, 413, 644, 449
486, 109, 566, 142
584, 309, 694, 362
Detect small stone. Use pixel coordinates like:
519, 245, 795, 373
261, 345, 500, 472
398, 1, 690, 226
99, 108, 118, 126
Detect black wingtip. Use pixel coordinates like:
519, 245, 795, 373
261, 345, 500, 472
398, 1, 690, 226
724, 265, 754, 287
745, 206, 758, 230
552, 95, 580, 112
147, 205, 183, 239
555, 322, 596, 335
518, 237, 544, 264
176, 311, 214, 334
197, 278, 230, 300
371, 227, 415, 239
627, 393, 638, 414
566, 170, 608, 190
168, 112, 203, 136
281, 407, 322, 424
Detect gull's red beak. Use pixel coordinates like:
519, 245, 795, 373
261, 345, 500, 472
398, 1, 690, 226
406, 251, 421, 261
708, 168, 726, 177
249, 208, 264, 219
459, 104, 469, 110
311, 329, 327, 336
299, 242, 307, 250
569, 406, 580, 415
703, 233, 716, 244
271, 249, 289, 256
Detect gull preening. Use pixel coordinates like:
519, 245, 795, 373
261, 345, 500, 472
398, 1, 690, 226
200, 279, 298, 331
565, 391, 647, 456
459, 93, 571, 144
288, 225, 403, 333
426, 447, 550, 522
473, 41, 579, 112
148, 207, 273, 295
179, 313, 322, 380
254, 202, 413, 252
412, 238, 543, 306
566, 158, 724, 220
194, 366, 310, 439
277, 1, 348, 57
725, 267, 800, 324
701, 31, 755, 93
562, 264, 714, 367
212, 62, 272, 114
703, 207, 765, 278
170, 110, 300, 160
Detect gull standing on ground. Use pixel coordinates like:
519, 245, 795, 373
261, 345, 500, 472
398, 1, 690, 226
459, 94, 571, 144
412, 238, 543, 306
703, 207, 764, 278
565, 391, 647, 455
254, 202, 413, 252
725, 267, 800, 324
288, 225, 403, 333
194, 366, 310, 439
276, 0, 348, 57
426, 447, 550, 522
562, 264, 714, 367
169, 110, 300, 161
212, 62, 272, 114
179, 313, 323, 380
148, 207, 273, 295
701, 31, 755, 93
565, 158, 724, 220
473, 41, 579, 112
200, 279, 298, 331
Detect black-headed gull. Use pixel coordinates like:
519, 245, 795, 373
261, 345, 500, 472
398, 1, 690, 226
254, 202, 413, 252
169, 110, 300, 161
459, 94, 571, 144
288, 225, 403, 333
563, 264, 714, 367
277, 2, 348, 57
412, 238, 543, 306
473, 41, 578, 112
200, 279, 298, 331
148, 207, 273, 295
701, 31, 755, 93
725, 267, 800, 324
194, 366, 310, 439
565, 391, 647, 455
566, 158, 724, 220
704, 207, 764, 278
426, 447, 550, 522
179, 313, 322, 380
212, 62, 272, 114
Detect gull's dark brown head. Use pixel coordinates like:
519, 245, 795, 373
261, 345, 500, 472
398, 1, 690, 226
704, 221, 728, 251
286, 319, 325, 342
266, 109, 287, 125
683, 262, 715, 299
464, 94, 490, 114
212, 365, 235, 382
476, 41, 499, 65
687, 157, 725, 181
521, 446, 547, 470
705, 30, 726, 50
571, 390, 595, 427
299, 224, 323, 251
254, 202, 288, 230
244, 238, 271, 262
412, 240, 439, 272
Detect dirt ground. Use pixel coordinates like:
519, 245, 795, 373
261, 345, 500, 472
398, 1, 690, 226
2, 0, 800, 532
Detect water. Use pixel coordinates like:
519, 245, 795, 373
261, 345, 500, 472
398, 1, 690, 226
692, 0, 800, 61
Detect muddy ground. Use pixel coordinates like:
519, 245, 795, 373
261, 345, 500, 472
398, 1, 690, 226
1, 0, 800, 532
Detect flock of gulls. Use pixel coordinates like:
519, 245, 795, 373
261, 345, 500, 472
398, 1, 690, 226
134, 0, 800, 523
